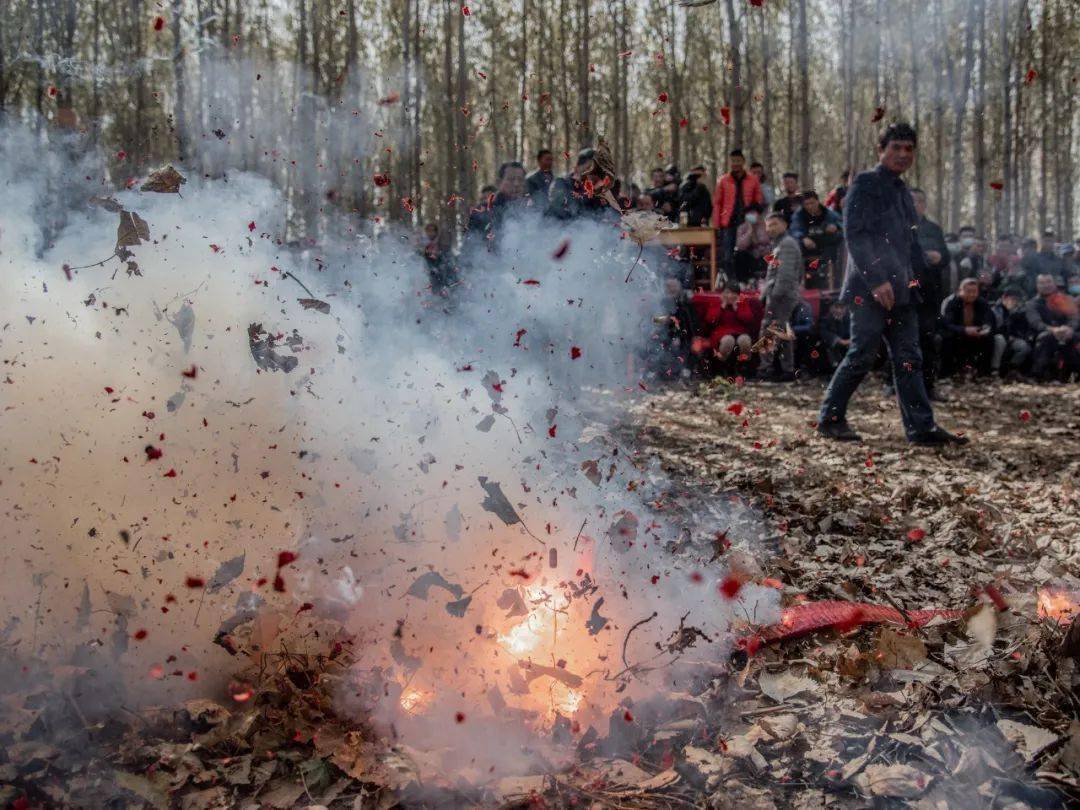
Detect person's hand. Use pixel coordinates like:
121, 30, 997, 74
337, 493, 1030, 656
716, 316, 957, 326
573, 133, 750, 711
838, 338, 850, 347
925, 249, 942, 265
871, 281, 895, 310
978, 325, 991, 336
964, 326, 980, 337
825, 224, 838, 234
802, 237, 816, 249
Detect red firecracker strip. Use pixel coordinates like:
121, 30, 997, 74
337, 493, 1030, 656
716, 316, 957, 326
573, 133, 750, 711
737, 600, 964, 652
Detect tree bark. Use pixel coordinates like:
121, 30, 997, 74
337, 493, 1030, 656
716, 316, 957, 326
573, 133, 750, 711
973, 0, 986, 235
999, 0, 1011, 235
796, 0, 810, 187
948, 0, 977, 232
172, 0, 188, 161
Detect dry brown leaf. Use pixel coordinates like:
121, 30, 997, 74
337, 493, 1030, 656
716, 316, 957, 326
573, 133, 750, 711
116, 210, 150, 249
875, 628, 927, 669
141, 165, 187, 194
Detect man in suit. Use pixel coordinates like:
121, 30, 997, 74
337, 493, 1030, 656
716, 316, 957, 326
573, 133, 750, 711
817, 122, 966, 446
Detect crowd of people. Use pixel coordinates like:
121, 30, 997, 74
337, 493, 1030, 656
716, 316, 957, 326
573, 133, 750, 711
416, 142, 1080, 389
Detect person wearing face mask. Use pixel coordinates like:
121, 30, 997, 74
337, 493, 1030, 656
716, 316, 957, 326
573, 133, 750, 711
943, 233, 963, 293
733, 203, 770, 284
1021, 228, 1067, 295
1069, 272, 1080, 298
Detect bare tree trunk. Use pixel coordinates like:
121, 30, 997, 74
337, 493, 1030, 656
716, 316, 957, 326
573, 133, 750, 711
517, 0, 528, 160
905, 2, 921, 187
456, 3, 470, 231
724, 0, 743, 148
786, 0, 794, 172
577, 0, 591, 147
932, 0, 946, 210
843, 0, 855, 173
999, 0, 1011, 235
796, 0, 810, 187
948, 0, 977, 231
558, 0, 571, 157
973, 0, 987, 235
759, 5, 773, 178
1037, 0, 1048, 232
442, 0, 455, 237
172, 0, 188, 161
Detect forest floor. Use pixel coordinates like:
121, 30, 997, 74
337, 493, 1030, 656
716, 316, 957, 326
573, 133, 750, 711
1, 379, 1078, 809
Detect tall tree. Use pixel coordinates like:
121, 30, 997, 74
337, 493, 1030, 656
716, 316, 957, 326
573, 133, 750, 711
796, 0, 810, 187
948, 0, 977, 231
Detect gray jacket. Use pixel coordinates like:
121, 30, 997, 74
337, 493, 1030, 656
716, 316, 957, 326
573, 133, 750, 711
763, 232, 803, 302
839, 164, 927, 307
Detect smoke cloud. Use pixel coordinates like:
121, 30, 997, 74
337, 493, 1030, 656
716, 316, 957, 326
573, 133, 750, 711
0, 118, 777, 779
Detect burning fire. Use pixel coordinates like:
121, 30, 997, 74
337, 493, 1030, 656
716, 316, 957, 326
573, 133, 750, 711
1037, 587, 1079, 625
498, 584, 571, 657
399, 688, 434, 714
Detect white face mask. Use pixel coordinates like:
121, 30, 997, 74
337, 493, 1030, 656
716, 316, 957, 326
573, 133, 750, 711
745, 213, 759, 224
961, 237, 975, 248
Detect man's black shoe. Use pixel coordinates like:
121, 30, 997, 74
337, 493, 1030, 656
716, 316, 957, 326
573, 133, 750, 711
910, 427, 969, 446
818, 421, 861, 442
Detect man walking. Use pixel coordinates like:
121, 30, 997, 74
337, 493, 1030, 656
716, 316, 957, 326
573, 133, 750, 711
818, 123, 966, 446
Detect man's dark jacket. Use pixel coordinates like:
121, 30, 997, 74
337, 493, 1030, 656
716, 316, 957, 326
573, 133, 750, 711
840, 165, 927, 308
525, 169, 553, 200
819, 311, 851, 348
677, 177, 713, 227
915, 216, 950, 313
546, 174, 615, 221
940, 294, 995, 335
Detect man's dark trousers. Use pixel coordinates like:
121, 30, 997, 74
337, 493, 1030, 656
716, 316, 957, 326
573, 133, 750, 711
819, 301, 936, 439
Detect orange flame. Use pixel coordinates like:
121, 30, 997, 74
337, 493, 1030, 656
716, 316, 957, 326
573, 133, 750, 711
1037, 588, 1079, 625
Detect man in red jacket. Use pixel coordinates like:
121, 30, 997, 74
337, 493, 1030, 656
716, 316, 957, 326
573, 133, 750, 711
712, 149, 765, 275
702, 282, 760, 363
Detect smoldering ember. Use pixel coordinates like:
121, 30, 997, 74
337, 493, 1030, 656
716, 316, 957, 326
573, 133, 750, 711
1, 2, 1079, 809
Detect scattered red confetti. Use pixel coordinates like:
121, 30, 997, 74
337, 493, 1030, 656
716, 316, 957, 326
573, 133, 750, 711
455, 711, 467, 722
718, 576, 742, 600
689, 571, 704, 584
461, 5, 470, 15
149, 664, 165, 679
984, 584, 1009, 612
1024, 67, 1037, 85
297, 602, 314, 614
273, 574, 286, 592
522, 279, 541, 286
373, 173, 392, 187
906, 527, 926, 542
719, 106, 731, 127
104, 386, 115, 394
153, 15, 165, 31
726, 401, 744, 416
989, 181, 1004, 191
650, 575, 660, 585
679, 117, 688, 129
623, 710, 634, 722
864, 454, 874, 468
552, 239, 570, 259
133, 629, 148, 640
1018, 409, 1031, 422
508, 568, 531, 580
278, 551, 299, 568
185, 576, 205, 588
162, 468, 178, 478
570, 346, 582, 360
116, 150, 127, 161
145, 445, 163, 461
187, 671, 198, 681
871, 106, 886, 122
47, 86, 58, 98
657, 92, 669, 103
247, 220, 256, 232
548, 424, 557, 438
378, 92, 401, 106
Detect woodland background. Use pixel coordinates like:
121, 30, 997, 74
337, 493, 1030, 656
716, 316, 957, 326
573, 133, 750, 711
0, 0, 1076, 244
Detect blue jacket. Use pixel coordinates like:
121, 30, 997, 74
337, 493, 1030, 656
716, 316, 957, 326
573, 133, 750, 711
839, 165, 926, 307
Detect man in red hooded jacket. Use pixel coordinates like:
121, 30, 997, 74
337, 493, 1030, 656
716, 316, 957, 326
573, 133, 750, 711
712, 149, 765, 275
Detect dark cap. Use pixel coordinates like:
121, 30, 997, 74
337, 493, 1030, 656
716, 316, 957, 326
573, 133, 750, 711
575, 148, 596, 167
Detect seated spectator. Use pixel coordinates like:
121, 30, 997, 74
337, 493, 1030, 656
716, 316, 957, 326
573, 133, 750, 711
645, 276, 698, 380
678, 165, 713, 227
789, 190, 843, 289
733, 202, 769, 284
636, 191, 656, 211
941, 278, 996, 377
818, 298, 852, 371
1026, 273, 1080, 381
695, 281, 757, 365
464, 184, 498, 250
790, 298, 817, 372
943, 231, 963, 293
976, 264, 1002, 302
991, 288, 1033, 377
1069, 271, 1080, 298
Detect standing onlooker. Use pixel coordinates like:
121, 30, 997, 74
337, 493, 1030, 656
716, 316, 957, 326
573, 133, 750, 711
1026, 273, 1080, 381
817, 122, 964, 445
912, 188, 950, 399
824, 170, 850, 213
750, 162, 775, 207
488, 161, 527, 240
678, 165, 713, 227
524, 149, 555, 201
759, 212, 803, 381
1022, 229, 1067, 294
711, 149, 765, 274
772, 172, 802, 223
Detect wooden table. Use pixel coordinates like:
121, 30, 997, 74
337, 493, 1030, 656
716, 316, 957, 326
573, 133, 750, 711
657, 227, 719, 290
